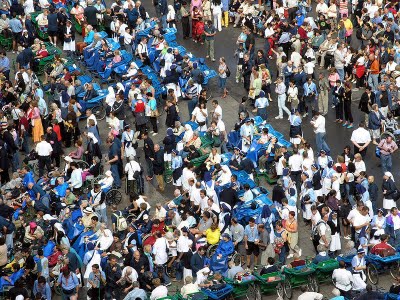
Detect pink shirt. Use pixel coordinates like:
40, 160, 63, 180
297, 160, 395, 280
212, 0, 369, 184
328, 73, 340, 87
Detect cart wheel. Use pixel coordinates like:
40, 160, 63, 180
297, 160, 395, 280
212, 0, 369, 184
283, 278, 292, 299
276, 282, 284, 299
76, 160, 89, 170
206, 244, 218, 258
33, 162, 39, 176
367, 264, 379, 285
307, 275, 319, 292
164, 172, 173, 184
53, 283, 62, 295
106, 189, 122, 205
92, 105, 106, 120
390, 261, 400, 279
231, 252, 241, 266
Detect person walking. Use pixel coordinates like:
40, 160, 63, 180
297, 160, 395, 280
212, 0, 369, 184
310, 111, 331, 154
368, 104, 384, 145
377, 135, 398, 173
275, 77, 291, 119
204, 20, 216, 61
350, 121, 371, 158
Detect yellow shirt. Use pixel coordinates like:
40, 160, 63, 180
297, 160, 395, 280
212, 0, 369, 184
343, 19, 353, 31
205, 228, 221, 245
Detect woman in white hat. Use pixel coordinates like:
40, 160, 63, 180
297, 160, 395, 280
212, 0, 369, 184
98, 170, 114, 191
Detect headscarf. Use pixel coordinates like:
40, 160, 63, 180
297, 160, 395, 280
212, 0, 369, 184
183, 124, 193, 142
116, 82, 125, 94
105, 86, 116, 106
87, 132, 98, 144
195, 267, 210, 285
167, 127, 173, 136
385, 172, 395, 182
29, 221, 37, 234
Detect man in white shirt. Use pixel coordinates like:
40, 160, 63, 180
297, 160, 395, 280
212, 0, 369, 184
199, 189, 210, 212
211, 100, 222, 121
152, 232, 171, 285
351, 205, 371, 242
350, 122, 371, 158
86, 109, 98, 127
125, 157, 141, 194
150, 278, 168, 300
35, 135, 52, 177
298, 286, 324, 300
182, 164, 196, 193
332, 261, 354, 298
176, 227, 192, 280
288, 147, 303, 191
310, 112, 330, 154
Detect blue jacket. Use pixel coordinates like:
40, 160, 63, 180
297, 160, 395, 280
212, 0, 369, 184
215, 240, 234, 257
368, 110, 384, 130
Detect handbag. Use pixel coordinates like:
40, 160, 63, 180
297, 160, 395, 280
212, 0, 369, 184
226, 66, 231, 77
150, 108, 160, 117
64, 37, 71, 43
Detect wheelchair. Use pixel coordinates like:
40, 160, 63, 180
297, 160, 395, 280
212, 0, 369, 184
366, 253, 400, 285
91, 175, 123, 205
206, 243, 242, 266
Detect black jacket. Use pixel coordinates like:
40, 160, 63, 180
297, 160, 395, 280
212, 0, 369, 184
358, 92, 375, 114
84, 6, 99, 26
63, 25, 76, 42
153, 149, 165, 175
190, 253, 205, 274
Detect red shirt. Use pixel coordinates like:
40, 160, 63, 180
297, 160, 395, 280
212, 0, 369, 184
53, 124, 62, 141
370, 242, 394, 255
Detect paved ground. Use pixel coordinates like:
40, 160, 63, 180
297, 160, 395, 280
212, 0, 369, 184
10, 0, 398, 299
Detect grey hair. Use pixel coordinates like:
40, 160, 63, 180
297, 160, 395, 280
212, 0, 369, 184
185, 276, 193, 284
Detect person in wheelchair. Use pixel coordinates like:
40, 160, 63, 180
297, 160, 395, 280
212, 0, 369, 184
209, 233, 234, 274
98, 170, 114, 192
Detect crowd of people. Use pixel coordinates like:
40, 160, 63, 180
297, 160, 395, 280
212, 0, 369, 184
0, 0, 400, 298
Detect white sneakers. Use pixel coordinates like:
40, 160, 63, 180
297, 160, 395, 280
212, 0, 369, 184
275, 116, 283, 119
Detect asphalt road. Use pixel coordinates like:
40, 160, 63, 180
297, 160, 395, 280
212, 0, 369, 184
29, 0, 400, 298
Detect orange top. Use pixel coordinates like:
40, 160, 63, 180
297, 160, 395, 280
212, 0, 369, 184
370, 59, 380, 74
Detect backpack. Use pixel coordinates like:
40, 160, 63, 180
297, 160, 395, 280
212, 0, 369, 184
312, 220, 324, 242
113, 212, 128, 232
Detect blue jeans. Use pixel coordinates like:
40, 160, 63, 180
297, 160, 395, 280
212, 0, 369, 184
110, 163, 121, 187
187, 97, 198, 117
219, 76, 227, 89
161, 14, 168, 29
336, 68, 344, 81
380, 154, 392, 173
154, 265, 171, 284
368, 74, 379, 91
316, 132, 330, 154
12, 152, 20, 172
